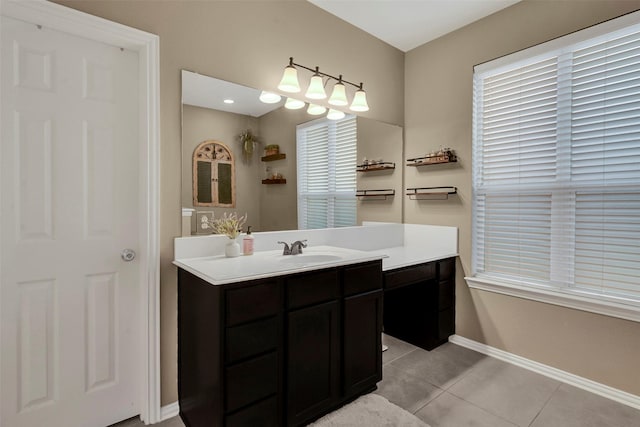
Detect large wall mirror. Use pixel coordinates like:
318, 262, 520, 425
181, 70, 404, 234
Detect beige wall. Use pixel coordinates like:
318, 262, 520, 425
181, 105, 262, 232
56, 0, 404, 404
257, 106, 307, 231
356, 117, 404, 224
405, 0, 640, 395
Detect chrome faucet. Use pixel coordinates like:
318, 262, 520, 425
278, 240, 308, 255
291, 240, 308, 255
277, 241, 292, 255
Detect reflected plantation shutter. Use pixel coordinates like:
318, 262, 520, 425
473, 16, 640, 304
297, 116, 357, 229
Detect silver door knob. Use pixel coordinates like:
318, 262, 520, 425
121, 249, 136, 262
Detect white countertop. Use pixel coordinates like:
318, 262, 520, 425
173, 245, 386, 285
174, 223, 459, 286
369, 246, 458, 271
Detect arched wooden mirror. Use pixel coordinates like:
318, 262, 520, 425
193, 140, 235, 207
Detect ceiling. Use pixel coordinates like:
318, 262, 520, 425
308, 0, 521, 52
182, 70, 284, 117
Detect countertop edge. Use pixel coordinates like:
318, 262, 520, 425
173, 253, 386, 286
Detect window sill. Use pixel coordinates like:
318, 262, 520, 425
464, 276, 640, 323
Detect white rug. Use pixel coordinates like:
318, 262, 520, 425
309, 394, 430, 426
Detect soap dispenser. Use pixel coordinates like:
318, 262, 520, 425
243, 226, 254, 255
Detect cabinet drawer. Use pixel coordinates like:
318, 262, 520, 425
226, 280, 280, 326
384, 263, 436, 290
438, 258, 456, 281
226, 317, 278, 364
438, 279, 455, 310
286, 269, 339, 310
343, 261, 382, 296
226, 396, 279, 427
225, 352, 278, 413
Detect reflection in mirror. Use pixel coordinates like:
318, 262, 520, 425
181, 70, 404, 235
192, 140, 234, 207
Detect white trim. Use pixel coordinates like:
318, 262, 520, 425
449, 334, 640, 411
160, 402, 180, 422
465, 276, 640, 323
0, 0, 162, 424
474, 9, 640, 74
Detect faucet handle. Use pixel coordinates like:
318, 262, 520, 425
277, 241, 291, 255
290, 240, 308, 255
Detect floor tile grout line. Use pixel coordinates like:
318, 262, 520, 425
526, 381, 562, 427
449, 390, 522, 427
409, 387, 446, 415
382, 347, 420, 366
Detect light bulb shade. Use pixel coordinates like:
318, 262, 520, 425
327, 109, 345, 120
278, 66, 300, 93
284, 97, 305, 110
307, 104, 327, 115
328, 82, 348, 106
305, 75, 327, 99
259, 91, 282, 104
349, 89, 369, 112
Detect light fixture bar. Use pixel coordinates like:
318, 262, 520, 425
285, 57, 365, 92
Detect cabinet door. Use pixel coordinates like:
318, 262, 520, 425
343, 290, 383, 398
286, 301, 339, 427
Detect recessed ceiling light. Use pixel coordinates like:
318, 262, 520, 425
223, 99, 234, 104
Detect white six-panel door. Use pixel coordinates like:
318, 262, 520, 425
1, 14, 141, 427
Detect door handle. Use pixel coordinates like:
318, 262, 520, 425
121, 249, 136, 262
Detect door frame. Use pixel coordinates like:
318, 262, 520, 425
0, 0, 162, 424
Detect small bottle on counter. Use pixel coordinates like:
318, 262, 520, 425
243, 226, 254, 255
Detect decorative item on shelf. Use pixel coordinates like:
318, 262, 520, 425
262, 168, 286, 184
264, 144, 280, 156
355, 189, 395, 200
406, 187, 457, 200
356, 157, 395, 172
275, 57, 369, 120
238, 129, 259, 159
200, 212, 247, 257
406, 147, 457, 166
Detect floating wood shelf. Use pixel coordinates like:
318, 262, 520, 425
406, 151, 457, 166
356, 189, 395, 200
356, 162, 396, 172
261, 153, 286, 162
406, 187, 457, 200
262, 178, 287, 184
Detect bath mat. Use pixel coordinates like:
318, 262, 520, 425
309, 393, 430, 426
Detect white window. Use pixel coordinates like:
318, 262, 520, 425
469, 11, 640, 321
297, 116, 357, 229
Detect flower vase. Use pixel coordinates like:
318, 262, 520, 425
225, 238, 242, 258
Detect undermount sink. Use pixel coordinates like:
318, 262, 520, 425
278, 254, 343, 264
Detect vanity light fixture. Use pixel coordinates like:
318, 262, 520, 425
284, 97, 305, 110
259, 91, 282, 104
327, 109, 346, 120
328, 77, 348, 106
305, 67, 327, 99
307, 104, 327, 115
277, 57, 369, 112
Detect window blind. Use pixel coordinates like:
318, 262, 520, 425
297, 116, 357, 229
472, 15, 640, 306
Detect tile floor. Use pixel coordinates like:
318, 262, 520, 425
114, 334, 640, 427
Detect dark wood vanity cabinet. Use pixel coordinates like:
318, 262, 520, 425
178, 260, 383, 427
383, 257, 456, 351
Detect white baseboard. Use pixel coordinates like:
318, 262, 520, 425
449, 334, 640, 411
160, 401, 180, 422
